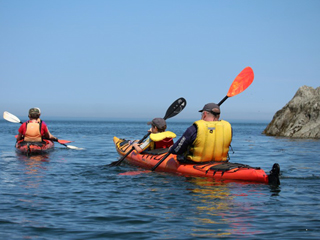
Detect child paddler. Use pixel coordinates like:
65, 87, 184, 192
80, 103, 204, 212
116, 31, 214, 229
131, 118, 176, 153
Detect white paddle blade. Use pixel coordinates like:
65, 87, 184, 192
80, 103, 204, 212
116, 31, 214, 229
3, 111, 21, 123
66, 145, 84, 150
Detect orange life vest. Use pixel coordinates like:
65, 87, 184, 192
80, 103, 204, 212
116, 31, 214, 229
24, 120, 42, 142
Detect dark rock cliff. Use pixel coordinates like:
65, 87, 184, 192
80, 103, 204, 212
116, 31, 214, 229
263, 85, 320, 138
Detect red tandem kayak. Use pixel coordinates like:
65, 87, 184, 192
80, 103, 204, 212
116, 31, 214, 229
113, 136, 280, 185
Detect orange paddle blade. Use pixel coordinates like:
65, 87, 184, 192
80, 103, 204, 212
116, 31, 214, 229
57, 139, 73, 144
227, 67, 254, 97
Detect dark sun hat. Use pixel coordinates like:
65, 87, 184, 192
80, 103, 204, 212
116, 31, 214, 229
199, 103, 220, 115
147, 118, 167, 130
29, 107, 41, 115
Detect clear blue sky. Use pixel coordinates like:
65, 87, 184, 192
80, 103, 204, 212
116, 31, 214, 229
1, 0, 319, 122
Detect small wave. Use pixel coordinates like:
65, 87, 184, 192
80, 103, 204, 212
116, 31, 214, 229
280, 175, 320, 180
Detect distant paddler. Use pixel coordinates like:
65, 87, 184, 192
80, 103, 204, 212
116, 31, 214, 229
16, 108, 57, 142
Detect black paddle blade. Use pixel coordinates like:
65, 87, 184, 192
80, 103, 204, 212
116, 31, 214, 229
163, 97, 187, 120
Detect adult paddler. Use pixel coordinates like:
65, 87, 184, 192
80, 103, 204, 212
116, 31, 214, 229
16, 108, 58, 142
169, 103, 232, 162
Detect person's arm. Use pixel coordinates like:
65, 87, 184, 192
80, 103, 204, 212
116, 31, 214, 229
47, 128, 57, 140
169, 125, 197, 155
16, 123, 26, 141
16, 133, 23, 141
41, 122, 57, 140
131, 142, 143, 153
132, 137, 152, 153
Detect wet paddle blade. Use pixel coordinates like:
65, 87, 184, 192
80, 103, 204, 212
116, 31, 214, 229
163, 97, 187, 120
3, 111, 22, 124
227, 67, 254, 98
65, 145, 84, 150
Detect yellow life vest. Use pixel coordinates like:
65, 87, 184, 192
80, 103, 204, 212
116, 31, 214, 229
150, 131, 176, 141
148, 131, 176, 150
186, 120, 232, 162
24, 120, 42, 142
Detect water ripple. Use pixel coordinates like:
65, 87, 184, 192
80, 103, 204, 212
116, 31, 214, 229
1, 121, 320, 239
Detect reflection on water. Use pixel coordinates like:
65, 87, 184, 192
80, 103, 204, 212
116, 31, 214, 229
16, 154, 50, 189
187, 177, 263, 238
186, 177, 233, 237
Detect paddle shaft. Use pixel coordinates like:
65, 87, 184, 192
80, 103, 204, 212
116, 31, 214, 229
151, 152, 170, 171
218, 96, 228, 106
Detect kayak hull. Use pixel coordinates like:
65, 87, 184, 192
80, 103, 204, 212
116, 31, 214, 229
15, 140, 54, 155
113, 136, 276, 184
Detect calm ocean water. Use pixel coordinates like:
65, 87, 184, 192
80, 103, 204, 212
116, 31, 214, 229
1, 119, 320, 239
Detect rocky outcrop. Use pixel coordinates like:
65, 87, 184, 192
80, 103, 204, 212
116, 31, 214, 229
263, 85, 320, 138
